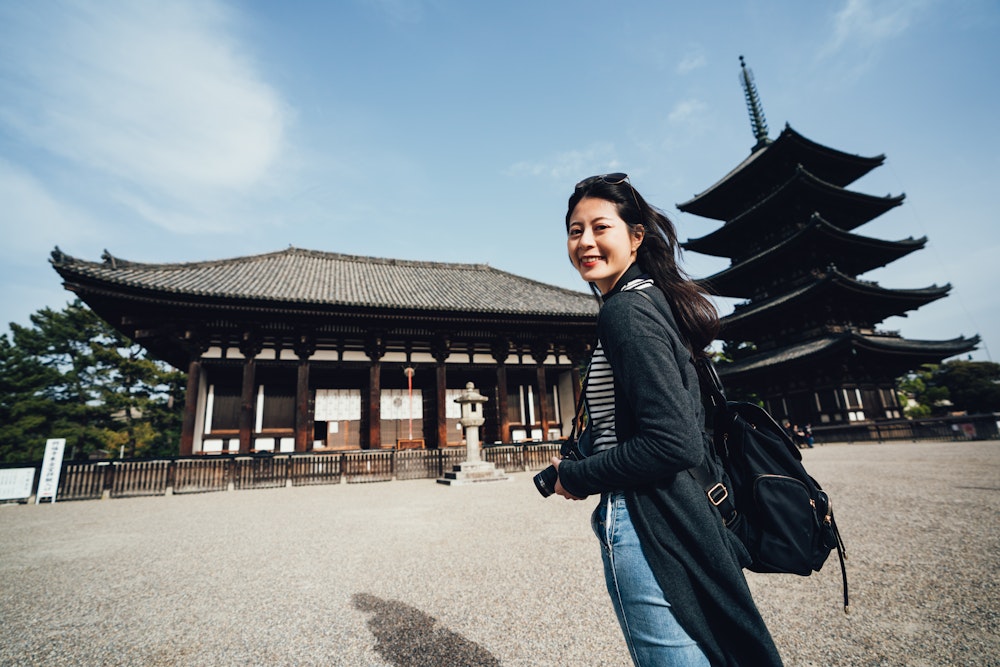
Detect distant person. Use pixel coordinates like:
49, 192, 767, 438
791, 424, 806, 448
783, 420, 806, 448
545, 173, 782, 666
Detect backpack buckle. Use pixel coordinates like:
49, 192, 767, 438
707, 482, 729, 506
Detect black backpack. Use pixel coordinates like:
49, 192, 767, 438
692, 358, 849, 613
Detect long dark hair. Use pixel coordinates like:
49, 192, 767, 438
566, 176, 719, 355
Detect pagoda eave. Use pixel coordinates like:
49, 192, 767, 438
719, 273, 950, 340
697, 215, 926, 298
718, 332, 980, 384
682, 170, 903, 258
726, 165, 903, 231
678, 125, 887, 220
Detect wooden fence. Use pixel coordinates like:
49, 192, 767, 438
6, 444, 563, 503
810, 413, 1000, 444
10, 413, 996, 503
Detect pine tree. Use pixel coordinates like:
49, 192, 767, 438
0, 300, 185, 462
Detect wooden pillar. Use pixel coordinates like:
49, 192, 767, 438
295, 360, 311, 452
294, 334, 315, 453
179, 356, 201, 456
531, 339, 552, 440
368, 362, 381, 449
366, 334, 386, 450
491, 337, 510, 443
436, 363, 448, 447
238, 333, 262, 454
238, 357, 256, 454
432, 334, 451, 448
536, 365, 549, 439
495, 365, 509, 443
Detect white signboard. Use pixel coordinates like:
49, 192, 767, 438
314, 389, 361, 421
380, 389, 424, 420
0, 468, 36, 501
36, 438, 66, 504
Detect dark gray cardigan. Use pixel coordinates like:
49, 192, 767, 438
557, 270, 783, 667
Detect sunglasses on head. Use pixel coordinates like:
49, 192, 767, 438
574, 172, 643, 220
575, 172, 629, 190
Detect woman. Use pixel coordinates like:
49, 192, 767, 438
551, 173, 783, 666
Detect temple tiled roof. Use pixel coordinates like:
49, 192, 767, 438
50, 247, 598, 318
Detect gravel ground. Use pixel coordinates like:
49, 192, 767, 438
0, 440, 997, 666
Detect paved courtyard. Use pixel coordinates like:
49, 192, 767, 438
1, 440, 998, 666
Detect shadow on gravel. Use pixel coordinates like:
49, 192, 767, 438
353, 593, 501, 667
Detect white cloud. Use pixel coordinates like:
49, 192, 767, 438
0, 160, 99, 262
0, 0, 290, 232
824, 0, 926, 55
507, 143, 621, 182
667, 99, 709, 125
677, 51, 707, 75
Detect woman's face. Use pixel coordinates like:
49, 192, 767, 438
567, 196, 643, 294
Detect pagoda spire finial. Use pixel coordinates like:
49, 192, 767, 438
739, 55, 771, 152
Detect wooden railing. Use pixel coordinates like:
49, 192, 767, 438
111, 460, 170, 498
233, 456, 290, 490
174, 458, 229, 494
289, 455, 342, 487
18, 414, 995, 503
3, 443, 563, 503
59, 462, 107, 501
342, 451, 394, 484
810, 413, 1000, 444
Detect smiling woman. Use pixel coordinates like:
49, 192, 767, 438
548, 174, 782, 666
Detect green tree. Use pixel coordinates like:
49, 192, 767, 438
720, 339, 757, 363
0, 333, 59, 462
90, 331, 186, 458
897, 360, 1000, 418
0, 300, 185, 462
713, 343, 763, 405
936, 360, 1000, 414
6, 302, 109, 459
897, 364, 951, 418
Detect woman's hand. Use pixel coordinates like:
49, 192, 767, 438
551, 457, 586, 500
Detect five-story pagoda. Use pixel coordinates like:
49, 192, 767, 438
678, 57, 979, 427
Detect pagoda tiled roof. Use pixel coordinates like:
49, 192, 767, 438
50, 247, 599, 318
720, 269, 950, 341
718, 331, 979, 381
699, 214, 926, 298
677, 124, 886, 221
682, 165, 904, 259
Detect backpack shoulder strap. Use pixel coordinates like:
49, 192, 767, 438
694, 356, 728, 412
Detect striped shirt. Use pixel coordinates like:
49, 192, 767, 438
587, 277, 654, 453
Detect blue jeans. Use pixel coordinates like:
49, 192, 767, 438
592, 492, 710, 667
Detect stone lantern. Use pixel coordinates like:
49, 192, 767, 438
456, 382, 487, 457
437, 382, 510, 486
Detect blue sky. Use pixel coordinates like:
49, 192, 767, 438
1, 0, 997, 363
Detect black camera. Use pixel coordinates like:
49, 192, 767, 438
533, 437, 584, 498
